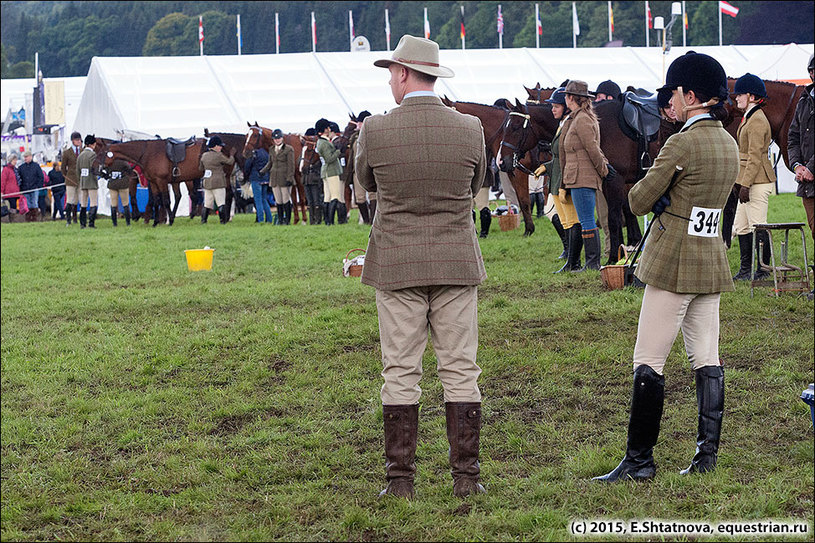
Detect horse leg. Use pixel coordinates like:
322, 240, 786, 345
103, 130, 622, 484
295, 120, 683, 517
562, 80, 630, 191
602, 178, 625, 265
169, 184, 181, 225
622, 184, 642, 247
129, 182, 141, 220
506, 172, 534, 237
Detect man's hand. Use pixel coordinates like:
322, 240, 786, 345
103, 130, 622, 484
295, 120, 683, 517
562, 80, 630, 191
738, 185, 751, 203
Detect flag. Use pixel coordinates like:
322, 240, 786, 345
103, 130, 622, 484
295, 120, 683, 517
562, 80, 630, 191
236, 14, 242, 54
536, 5, 542, 36
385, 9, 391, 50
275, 12, 280, 51
609, 1, 614, 33
683, 10, 688, 29
719, 0, 739, 17
424, 8, 430, 39
460, 5, 465, 40
198, 15, 204, 44
572, 2, 580, 36
646, 1, 653, 29
311, 11, 316, 51
349, 10, 354, 41
497, 5, 504, 35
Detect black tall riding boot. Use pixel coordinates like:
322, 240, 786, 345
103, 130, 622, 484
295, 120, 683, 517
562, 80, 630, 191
446, 402, 487, 497
552, 214, 568, 259
380, 404, 419, 499
358, 201, 371, 224
72, 204, 78, 224
325, 200, 337, 225
337, 201, 348, 224
578, 227, 601, 271
732, 234, 753, 281
88, 206, 97, 228
218, 205, 227, 224
313, 203, 323, 225
554, 225, 581, 273
681, 366, 724, 474
200, 207, 209, 224
65, 204, 73, 225
593, 365, 665, 482
753, 230, 771, 280
123, 206, 131, 226
479, 207, 492, 239
79, 206, 87, 229
111, 208, 118, 227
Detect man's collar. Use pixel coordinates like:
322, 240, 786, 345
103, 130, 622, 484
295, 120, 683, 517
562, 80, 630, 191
403, 90, 437, 99
681, 113, 714, 130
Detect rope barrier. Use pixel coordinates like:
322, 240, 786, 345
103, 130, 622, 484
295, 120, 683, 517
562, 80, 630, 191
1, 183, 66, 198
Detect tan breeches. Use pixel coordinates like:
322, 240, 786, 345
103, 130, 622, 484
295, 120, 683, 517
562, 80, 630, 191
376, 285, 482, 405
203, 188, 226, 209
80, 189, 98, 207
499, 171, 520, 208
552, 189, 579, 229
733, 183, 773, 236
633, 284, 722, 376
65, 185, 80, 205
323, 175, 343, 202
108, 189, 130, 207
353, 174, 376, 204
271, 186, 291, 204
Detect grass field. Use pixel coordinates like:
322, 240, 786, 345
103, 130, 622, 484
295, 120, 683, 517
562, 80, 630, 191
1, 194, 813, 542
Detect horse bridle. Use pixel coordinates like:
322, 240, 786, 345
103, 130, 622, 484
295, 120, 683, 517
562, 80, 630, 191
499, 106, 536, 177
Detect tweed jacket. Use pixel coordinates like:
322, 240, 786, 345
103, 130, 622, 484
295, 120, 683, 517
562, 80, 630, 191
105, 159, 132, 191
61, 144, 80, 187
355, 95, 487, 291
559, 108, 608, 190
735, 106, 776, 187
787, 84, 814, 198
544, 120, 565, 195
77, 148, 97, 190
316, 136, 343, 179
629, 117, 739, 294
264, 143, 295, 187
199, 150, 234, 190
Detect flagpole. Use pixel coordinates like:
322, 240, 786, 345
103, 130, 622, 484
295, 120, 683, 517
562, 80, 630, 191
718, 2, 722, 46
349, 10, 354, 43
275, 12, 279, 54
535, 4, 540, 49
237, 14, 242, 55
311, 11, 316, 53
682, 0, 687, 46
608, 1, 612, 42
645, 2, 649, 47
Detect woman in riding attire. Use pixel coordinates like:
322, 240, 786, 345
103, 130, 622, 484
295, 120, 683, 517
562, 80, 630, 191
594, 52, 739, 483
260, 128, 295, 225
535, 87, 583, 272
199, 136, 235, 224
731, 73, 776, 281
559, 80, 614, 271
104, 159, 135, 226
301, 128, 324, 224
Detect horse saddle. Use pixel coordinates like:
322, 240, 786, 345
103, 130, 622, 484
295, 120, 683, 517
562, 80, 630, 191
165, 136, 197, 164
619, 90, 662, 174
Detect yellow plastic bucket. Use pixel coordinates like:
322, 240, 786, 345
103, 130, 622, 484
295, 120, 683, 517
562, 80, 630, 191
185, 248, 214, 271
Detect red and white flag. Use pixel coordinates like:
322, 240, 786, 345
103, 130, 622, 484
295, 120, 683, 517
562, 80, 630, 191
646, 1, 653, 29
536, 6, 542, 36
311, 12, 316, 51
497, 5, 504, 35
424, 7, 430, 39
385, 9, 391, 50
198, 15, 204, 44
719, 0, 739, 17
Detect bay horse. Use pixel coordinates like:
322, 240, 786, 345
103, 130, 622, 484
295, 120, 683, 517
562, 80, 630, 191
242, 123, 309, 224
440, 96, 536, 237
94, 138, 202, 226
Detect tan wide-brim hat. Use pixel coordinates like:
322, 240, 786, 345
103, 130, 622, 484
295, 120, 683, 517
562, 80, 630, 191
563, 80, 594, 98
374, 35, 454, 78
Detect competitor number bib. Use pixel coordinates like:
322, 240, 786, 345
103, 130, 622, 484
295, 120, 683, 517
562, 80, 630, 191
688, 206, 721, 238
203, 169, 212, 179
81, 168, 89, 177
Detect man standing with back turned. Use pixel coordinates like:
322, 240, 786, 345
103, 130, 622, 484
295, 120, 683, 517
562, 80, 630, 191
356, 35, 488, 500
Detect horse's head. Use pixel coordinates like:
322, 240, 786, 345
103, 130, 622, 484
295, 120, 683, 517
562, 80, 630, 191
243, 126, 263, 158
498, 100, 532, 174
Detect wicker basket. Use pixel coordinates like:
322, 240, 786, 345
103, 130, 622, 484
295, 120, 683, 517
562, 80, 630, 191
498, 212, 520, 231
600, 245, 631, 291
343, 248, 366, 277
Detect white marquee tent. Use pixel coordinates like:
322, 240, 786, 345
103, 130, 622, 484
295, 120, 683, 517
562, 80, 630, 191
19, 42, 813, 216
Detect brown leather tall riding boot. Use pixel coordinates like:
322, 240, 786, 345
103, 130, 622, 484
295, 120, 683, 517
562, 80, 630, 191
379, 404, 419, 499
446, 402, 486, 497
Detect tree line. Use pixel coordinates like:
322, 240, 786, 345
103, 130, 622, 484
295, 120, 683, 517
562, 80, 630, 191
1, 1, 812, 79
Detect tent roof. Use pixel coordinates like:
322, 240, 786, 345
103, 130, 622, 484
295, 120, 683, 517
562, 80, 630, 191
70, 43, 813, 140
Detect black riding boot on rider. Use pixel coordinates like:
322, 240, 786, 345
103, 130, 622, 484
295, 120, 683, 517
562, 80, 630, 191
551, 214, 568, 259
732, 234, 753, 280
479, 207, 492, 239
555, 224, 583, 273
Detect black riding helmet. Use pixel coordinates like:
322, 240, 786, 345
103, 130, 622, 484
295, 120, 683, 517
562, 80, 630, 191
207, 135, 224, 148
83, 134, 96, 145
657, 51, 728, 103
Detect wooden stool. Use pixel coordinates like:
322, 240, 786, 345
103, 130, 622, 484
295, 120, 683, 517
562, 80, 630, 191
750, 222, 811, 297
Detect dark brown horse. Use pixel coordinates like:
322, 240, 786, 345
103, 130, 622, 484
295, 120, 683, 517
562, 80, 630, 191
242, 123, 309, 224
440, 97, 536, 236
94, 138, 203, 226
